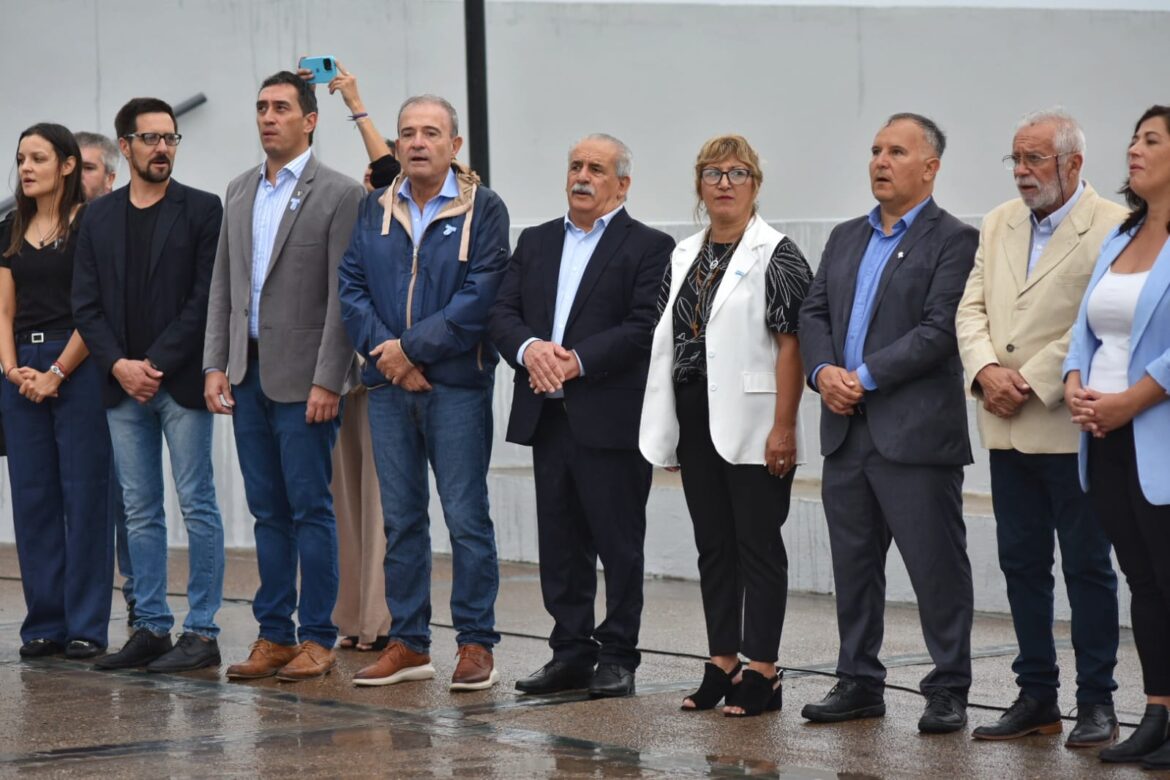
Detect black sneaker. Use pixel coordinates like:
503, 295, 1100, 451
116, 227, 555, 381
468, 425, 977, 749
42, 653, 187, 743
918, 688, 967, 734
94, 629, 172, 670
801, 679, 886, 723
146, 633, 221, 673
19, 638, 64, 658
65, 640, 104, 659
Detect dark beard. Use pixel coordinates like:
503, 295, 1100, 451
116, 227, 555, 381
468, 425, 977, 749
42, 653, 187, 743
136, 156, 172, 184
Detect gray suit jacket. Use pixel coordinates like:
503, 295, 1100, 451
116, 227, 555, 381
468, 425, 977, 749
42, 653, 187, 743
203, 154, 363, 402
799, 198, 979, 466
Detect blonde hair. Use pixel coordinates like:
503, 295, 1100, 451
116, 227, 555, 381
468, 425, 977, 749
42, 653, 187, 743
693, 134, 762, 221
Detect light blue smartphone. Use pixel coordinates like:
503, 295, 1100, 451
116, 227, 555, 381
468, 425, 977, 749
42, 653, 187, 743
298, 55, 337, 84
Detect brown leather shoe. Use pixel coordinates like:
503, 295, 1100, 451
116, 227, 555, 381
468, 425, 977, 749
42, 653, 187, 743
353, 640, 435, 687
275, 641, 337, 681
225, 639, 299, 680
450, 644, 499, 692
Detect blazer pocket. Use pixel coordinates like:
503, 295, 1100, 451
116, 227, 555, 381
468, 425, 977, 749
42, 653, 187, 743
742, 371, 776, 393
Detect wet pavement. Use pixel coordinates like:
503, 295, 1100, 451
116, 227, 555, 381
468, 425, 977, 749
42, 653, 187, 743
0, 545, 1161, 778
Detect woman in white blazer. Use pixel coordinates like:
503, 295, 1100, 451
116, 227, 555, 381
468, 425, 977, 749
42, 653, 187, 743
1064, 104, 1170, 768
640, 136, 812, 717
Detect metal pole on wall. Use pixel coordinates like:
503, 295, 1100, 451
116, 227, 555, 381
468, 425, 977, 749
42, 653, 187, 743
464, 0, 490, 187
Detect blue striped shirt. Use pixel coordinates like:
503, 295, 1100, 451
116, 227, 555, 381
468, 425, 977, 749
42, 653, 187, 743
250, 148, 312, 338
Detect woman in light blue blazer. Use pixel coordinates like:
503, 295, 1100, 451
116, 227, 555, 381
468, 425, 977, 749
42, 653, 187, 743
1064, 104, 1170, 768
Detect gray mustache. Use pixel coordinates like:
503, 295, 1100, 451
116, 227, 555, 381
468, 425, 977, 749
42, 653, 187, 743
571, 183, 595, 196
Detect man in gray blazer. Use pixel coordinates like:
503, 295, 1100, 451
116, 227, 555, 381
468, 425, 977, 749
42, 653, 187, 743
798, 113, 979, 734
203, 71, 363, 682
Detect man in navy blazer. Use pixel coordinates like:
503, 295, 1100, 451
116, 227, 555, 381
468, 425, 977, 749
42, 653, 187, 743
798, 113, 979, 734
490, 134, 674, 698
73, 97, 225, 673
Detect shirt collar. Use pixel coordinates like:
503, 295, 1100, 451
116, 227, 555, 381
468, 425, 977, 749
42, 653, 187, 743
397, 168, 460, 204
257, 147, 312, 182
867, 195, 932, 236
1031, 180, 1084, 232
564, 204, 625, 235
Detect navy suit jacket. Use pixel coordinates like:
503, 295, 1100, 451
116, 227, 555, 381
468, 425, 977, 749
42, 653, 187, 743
490, 207, 674, 450
798, 198, 978, 466
72, 180, 223, 409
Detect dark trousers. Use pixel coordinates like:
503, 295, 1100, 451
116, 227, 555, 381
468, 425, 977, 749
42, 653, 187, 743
532, 401, 651, 670
1, 342, 112, 646
1088, 424, 1170, 696
822, 414, 973, 695
988, 449, 1118, 705
674, 381, 793, 662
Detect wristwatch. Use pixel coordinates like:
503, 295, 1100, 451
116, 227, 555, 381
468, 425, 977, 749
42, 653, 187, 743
49, 364, 67, 381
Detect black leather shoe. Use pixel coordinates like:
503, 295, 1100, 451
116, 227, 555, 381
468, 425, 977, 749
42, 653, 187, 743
19, 638, 64, 658
146, 633, 221, 673
94, 629, 172, 670
65, 640, 104, 659
972, 694, 1062, 740
1141, 736, 1170, 770
1100, 704, 1169, 763
588, 663, 635, 698
918, 688, 967, 734
515, 659, 595, 694
801, 679, 886, 723
1066, 703, 1118, 748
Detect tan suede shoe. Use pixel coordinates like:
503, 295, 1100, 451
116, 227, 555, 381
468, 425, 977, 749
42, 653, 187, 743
450, 644, 499, 692
353, 640, 435, 687
225, 639, 299, 680
275, 641, 337, 682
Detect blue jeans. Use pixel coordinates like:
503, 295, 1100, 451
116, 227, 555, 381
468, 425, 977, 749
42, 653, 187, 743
231, 362, 341, 647
107, 389, 224, 638
109, 460, 134, 608
989, 449, 1119, 704
1, 342, 112, 645
368, 382, 500, 652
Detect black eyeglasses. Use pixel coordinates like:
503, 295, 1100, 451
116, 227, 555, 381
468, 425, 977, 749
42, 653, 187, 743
701, 167, 752, 186
125, 132, 183, 147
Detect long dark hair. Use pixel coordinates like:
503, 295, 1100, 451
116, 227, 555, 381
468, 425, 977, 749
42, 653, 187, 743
5, 123, 83, 258
1119, 105, 1170, 235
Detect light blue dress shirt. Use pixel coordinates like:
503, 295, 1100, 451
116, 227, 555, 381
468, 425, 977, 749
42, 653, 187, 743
517, 205, 624, 396
250, 147, 312, 339
1028, 180, 1084, 276
397, 169, 460, 244
814, 196, 931, 392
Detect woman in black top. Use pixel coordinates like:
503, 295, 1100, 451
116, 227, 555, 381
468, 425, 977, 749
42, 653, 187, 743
641, 135, 813, 716
0, 123, 112, 659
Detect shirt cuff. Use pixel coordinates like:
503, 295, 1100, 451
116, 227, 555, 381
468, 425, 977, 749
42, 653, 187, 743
203, 367, 223, 375
574, 349, 585, 377
857, 363, 877, 391
810, 362, 830, 388
517, 337, 539, 366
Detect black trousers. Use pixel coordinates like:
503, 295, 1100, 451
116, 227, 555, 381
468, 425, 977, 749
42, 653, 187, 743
1088, 423, 1170, 696
532, 401, 651, 670
674, 381, 793, 663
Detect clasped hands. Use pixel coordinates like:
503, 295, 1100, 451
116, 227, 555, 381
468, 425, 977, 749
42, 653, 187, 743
524, 340, 580, 394
1065, 381, 1135, 439
371, 339, 431, 392
975, 364, 1031, 419
6, 365, 61, 404
816, 365, 864, 415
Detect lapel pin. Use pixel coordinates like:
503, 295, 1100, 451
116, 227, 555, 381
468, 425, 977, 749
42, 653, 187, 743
289, 196, 301, 211
897, 251, 905, 259
443, 224, 457, 236
734, 270, 746, 277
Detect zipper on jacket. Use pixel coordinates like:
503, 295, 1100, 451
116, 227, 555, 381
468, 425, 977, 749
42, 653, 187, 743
405, 244, 419, 329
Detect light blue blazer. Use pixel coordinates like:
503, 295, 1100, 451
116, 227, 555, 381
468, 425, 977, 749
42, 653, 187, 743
1064, 224, 1170, 505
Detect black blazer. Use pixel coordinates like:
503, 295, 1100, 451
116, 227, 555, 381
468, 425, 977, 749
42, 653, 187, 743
490, 208, 674, 450
798, 198, 978, 466
72, 180, 223, 410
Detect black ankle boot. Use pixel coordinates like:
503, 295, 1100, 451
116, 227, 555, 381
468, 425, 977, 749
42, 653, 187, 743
1099, 704, 1169, 763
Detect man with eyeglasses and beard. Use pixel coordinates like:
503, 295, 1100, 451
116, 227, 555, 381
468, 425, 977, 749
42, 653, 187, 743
957, 108, 1127, 746
73, 97, 227, 672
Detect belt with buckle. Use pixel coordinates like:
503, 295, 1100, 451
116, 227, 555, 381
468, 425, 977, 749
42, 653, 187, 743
16, 329, 72, 344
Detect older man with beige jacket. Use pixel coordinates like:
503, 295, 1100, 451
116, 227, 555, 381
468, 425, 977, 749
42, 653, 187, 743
957, 108, 1126, 747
